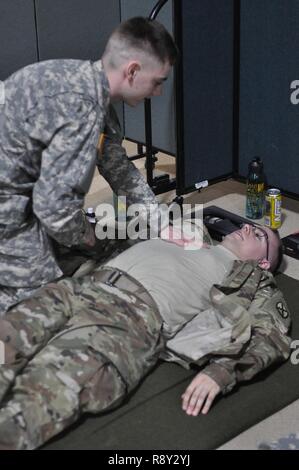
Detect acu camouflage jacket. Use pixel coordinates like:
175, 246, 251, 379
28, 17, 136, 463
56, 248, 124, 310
0, 59, 157, 289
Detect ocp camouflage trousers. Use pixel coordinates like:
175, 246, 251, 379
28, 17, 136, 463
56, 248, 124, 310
0, 271, 164, 449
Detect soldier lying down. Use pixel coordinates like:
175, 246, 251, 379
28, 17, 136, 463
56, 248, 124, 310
0, 223, 291, 449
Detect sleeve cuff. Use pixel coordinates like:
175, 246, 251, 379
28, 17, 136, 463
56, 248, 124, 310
202, 362, 236, 394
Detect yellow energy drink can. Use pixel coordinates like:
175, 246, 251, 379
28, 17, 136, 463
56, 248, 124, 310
264, 189, 282, 229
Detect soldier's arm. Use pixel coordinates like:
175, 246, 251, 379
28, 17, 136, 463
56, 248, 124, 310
97, 105, 157, 207
180, 284, 292, 415
28, 94, 99, 247
201, 284, 292, 394
97, 105, 168, 237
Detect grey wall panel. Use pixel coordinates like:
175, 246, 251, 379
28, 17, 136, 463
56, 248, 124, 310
35, 0, 120, 61
239, 0, 299, 194
35, 0, 123, 129
0, 0, 38, 80
178, 0, 234, 191
120, 0, 176, 154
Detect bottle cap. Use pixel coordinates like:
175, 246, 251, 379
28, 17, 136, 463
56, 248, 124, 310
248, 157, 264, 174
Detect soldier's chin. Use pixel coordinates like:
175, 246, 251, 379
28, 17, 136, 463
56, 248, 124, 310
125, 97, 144, 107
124, 98, 139, 107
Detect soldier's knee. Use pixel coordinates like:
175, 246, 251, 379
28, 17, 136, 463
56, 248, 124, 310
80, 362, 127, 414
15, 363, 81, 423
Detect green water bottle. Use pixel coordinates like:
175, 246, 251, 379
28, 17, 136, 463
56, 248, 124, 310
245, 157, 265, 219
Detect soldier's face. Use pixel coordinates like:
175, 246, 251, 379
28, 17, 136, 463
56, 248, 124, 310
222, 223, 278, 270
122, 59, 171, 107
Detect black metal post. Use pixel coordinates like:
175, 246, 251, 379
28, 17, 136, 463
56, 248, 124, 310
144, 98, 154, 186
144, 0, 170, 189
173, 0, 184, 196
232, 0, 241, 178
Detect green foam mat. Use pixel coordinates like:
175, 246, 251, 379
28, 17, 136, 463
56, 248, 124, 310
43, 273, 299, 450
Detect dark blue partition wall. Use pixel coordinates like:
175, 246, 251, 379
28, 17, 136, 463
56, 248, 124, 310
0, 0, 38, 79
175, 0, 235, 194
35, 0, 120, 61
239, 0, 299, 194
34, 0, 123, 126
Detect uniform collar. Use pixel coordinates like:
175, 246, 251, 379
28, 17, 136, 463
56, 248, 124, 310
92, 59, 110, 110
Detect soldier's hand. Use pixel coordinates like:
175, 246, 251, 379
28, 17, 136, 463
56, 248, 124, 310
160, 224, 205, 250
181, 373, 220, 416
160, 225, 186, 247
81, 220, 96, 247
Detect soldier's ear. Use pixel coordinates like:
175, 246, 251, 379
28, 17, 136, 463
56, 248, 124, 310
258, 258, 271, 271
126, 61, 141, 83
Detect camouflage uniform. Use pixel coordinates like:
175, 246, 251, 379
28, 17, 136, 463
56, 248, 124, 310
99, 105, 158, 211
0, 59, 158, 316
0, 229, 291, 449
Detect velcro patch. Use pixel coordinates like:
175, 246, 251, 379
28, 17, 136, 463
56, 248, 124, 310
276, 301, 289, 319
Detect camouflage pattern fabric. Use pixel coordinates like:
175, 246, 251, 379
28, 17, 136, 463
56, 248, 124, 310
0, 236, 133, 316
201, 261, 292, 393
259, 433, 299, 450
52, 236, 135, 278
98, 105, 157, 212
0, 59, 110, 297
0, 285, 41, 320
0, 271, 164, 449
